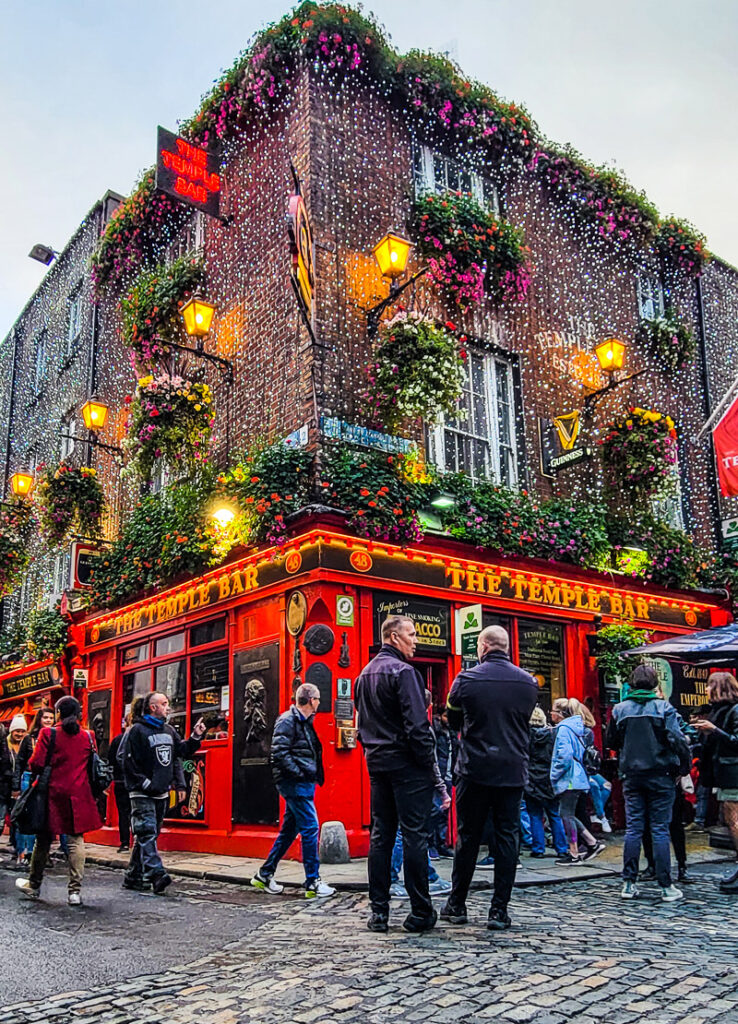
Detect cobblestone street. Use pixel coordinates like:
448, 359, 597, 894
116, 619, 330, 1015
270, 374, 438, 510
5, 861, 738, 1024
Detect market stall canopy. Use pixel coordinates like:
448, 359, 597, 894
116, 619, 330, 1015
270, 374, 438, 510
627, 623, 738, 662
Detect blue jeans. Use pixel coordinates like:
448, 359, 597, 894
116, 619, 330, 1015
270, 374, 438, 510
526, 795, 569, 856
126, 796, 167, 881
262, 784, 320, 882
15, 771, 36, 857
391, 828, 439, 883
695, 784, 709, 825
588, 774, 610, 819
519, 799, 532, 846
622, 775, 676, 887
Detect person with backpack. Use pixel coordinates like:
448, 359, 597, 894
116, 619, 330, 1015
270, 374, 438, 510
525, 706, 569, 859
550, 698, 606, 865
606, 664, 691, 902
15, 697, 101, 906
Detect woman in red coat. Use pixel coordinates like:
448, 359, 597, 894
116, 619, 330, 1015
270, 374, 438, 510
16, 696, 101, 906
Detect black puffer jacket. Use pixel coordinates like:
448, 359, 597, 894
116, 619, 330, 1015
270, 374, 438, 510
701, 701, 738, 790
525, 725, 557, 802
270, 706, 324, 786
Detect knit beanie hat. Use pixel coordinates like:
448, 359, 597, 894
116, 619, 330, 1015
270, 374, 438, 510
9, 714, 27, 733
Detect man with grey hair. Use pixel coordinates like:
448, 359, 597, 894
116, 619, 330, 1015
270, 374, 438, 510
251, 682, 335, 899
441, 624, 538, 930
356, 615, 437, 933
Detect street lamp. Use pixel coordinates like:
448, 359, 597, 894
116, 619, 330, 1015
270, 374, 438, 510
583, 337, 647, 413
81, 396, 110, 432
9, 470, 34, 497
180, 295, 217, 340
365, 231, 427, 338
209, 502, 237, 527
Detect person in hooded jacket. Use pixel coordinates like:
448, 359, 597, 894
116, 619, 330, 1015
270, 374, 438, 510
550, 698, 606, 865
525, 706, 569, 859
693, 671, 738, 894
15, 697, 101, 906
606, 664, 690, 902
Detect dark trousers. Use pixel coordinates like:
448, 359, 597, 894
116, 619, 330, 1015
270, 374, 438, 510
126, 796, 167, 882
622, 775, 675, 887
643, 784, 686, 870
450, 779, 523, 914
368, 767, 434, 920
114, 782, 131, 848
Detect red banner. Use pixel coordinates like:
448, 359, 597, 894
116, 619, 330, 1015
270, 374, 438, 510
713, 394, 738, 496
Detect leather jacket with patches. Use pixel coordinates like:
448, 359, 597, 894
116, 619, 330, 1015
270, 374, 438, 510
121, 718, 199, 797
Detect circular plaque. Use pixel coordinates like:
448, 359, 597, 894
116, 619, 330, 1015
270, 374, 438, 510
303, 624, 335, 655
286, 592, 308, 637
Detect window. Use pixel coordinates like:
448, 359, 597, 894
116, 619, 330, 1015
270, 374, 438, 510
168, 211, 204, 263
428, 349, 519, 485
49, 551, 70, 602
119, 620, 229, 739
66, 285, 83, 357
652, 452, 685, 531
60, 413, 76, 461
637, 272, 665, 321
413, 145, 500, 214
34, 330, 47, 392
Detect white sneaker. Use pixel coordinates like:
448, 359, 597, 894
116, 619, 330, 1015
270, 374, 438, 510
68, 892, 82, 906
661, 885, 683, 903
600, 818, 612, 834
305, 878, 336, 899
621, 880, 639, 899
428, 877, 452, 894
389, 881, 409, 899
15, 878, 40, 900
250, 871, 284, 895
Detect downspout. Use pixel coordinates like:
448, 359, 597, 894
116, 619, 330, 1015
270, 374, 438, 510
695, 274, 722, 545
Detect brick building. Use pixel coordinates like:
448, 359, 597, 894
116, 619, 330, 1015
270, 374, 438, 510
0, 4, 734, 854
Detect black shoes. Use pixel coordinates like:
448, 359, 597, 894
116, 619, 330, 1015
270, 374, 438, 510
367, 912, 389, 933
487, 907, 512, 931
719, 867, 738, 893
640, 866, 657, 881
440, 902, 468, 925
580, 841, 606, 862
151, 872, 172, 895
122, 876, 151, 892
402, 909, 438, 933
677, 865, 695, 885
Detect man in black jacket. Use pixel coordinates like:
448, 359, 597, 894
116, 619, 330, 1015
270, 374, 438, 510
121, 692, 205, 894
355, 615, 437, 934
251, 683, 335, 899
442, 625, 538, 930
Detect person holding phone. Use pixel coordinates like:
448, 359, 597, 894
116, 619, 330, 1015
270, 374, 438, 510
120, 691, 206, 895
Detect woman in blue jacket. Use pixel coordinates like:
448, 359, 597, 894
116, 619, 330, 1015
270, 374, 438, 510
550, 698, 606, 865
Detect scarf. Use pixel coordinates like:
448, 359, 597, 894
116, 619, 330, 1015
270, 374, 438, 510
143, 714, 165, 729
628, 689, 659, 704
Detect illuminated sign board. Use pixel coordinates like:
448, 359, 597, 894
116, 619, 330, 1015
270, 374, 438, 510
156, 126, 221, 218
0, 665, 53, 699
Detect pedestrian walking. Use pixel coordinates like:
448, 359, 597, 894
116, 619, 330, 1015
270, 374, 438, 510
355, 615, 438, 934
525, 706, 569, 859
692, 671, 738, 893
11, 707, 55, 865
5, 714, 28, 861
0, 722, 12, 849
550, 698, 606, 865
120, 691, 205, 895
606, 664, 690, 902
108, 717, 132, 853
15, 697, 101, 906
250, 682, 335, 899
441, 625, 538, 930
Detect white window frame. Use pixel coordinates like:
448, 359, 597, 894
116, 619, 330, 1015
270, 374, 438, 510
168, 211, 205, 265
637, 272, 665, 321
60, 413, 76, 461
413, 145, 500, 215
652, 451, 685, 531
428, 349, 518, 486
49, 550, 70, 605
66, 285, 83, 357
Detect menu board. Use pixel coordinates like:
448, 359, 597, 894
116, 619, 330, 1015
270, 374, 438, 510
517, 620, 564, 711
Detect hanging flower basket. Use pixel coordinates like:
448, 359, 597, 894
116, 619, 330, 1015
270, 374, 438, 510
0, 502, 33, 598
599, 407, 677, 505
122, 374, 214, 483
410, 191, 530, 307
655, 218, 709, 278
36, 465, 105, 547
636, 310, 695, 372
362, 311, 466, 431
120, 257, 204, 364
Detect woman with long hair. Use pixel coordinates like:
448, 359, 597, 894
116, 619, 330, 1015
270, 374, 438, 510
11, 706, 55, 864
694, 672, 738, 893
550, 698, 606, 865
15, 696, 101, 906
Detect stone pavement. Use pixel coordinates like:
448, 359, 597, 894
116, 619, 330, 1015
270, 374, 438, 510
6, 861, 738, 1024
82, 828, 729, 890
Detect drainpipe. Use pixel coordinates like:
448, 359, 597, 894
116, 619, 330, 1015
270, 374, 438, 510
695, 275, 723, 545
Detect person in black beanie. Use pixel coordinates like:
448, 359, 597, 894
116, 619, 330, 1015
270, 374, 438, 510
120, 691, 205, 894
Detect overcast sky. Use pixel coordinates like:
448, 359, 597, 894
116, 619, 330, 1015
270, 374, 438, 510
2, 0, 737, 338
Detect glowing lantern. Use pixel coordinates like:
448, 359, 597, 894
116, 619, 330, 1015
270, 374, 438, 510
10, 471, 34, 497
372, 233, 413, 280
81, 397, 109, 431
181, 295, 217, 338
595, 337, 626, 373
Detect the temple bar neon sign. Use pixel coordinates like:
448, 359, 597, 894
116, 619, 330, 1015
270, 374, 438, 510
156, 126, 221, 218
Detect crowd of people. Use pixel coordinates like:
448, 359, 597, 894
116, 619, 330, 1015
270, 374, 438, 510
2, 614, 738, 919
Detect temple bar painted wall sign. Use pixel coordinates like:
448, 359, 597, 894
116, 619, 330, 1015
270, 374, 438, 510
0, 665, 53, 699
156, 127, 221, 218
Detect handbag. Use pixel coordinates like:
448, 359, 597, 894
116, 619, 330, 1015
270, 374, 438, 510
10, 728, 56, 835
87, 732, 114, 799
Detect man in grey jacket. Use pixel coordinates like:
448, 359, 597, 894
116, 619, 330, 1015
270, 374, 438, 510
606, 663, 690, 902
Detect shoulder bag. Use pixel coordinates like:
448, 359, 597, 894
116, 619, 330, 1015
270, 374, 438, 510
87, 731, 114, 799
10, 728, 56, 834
